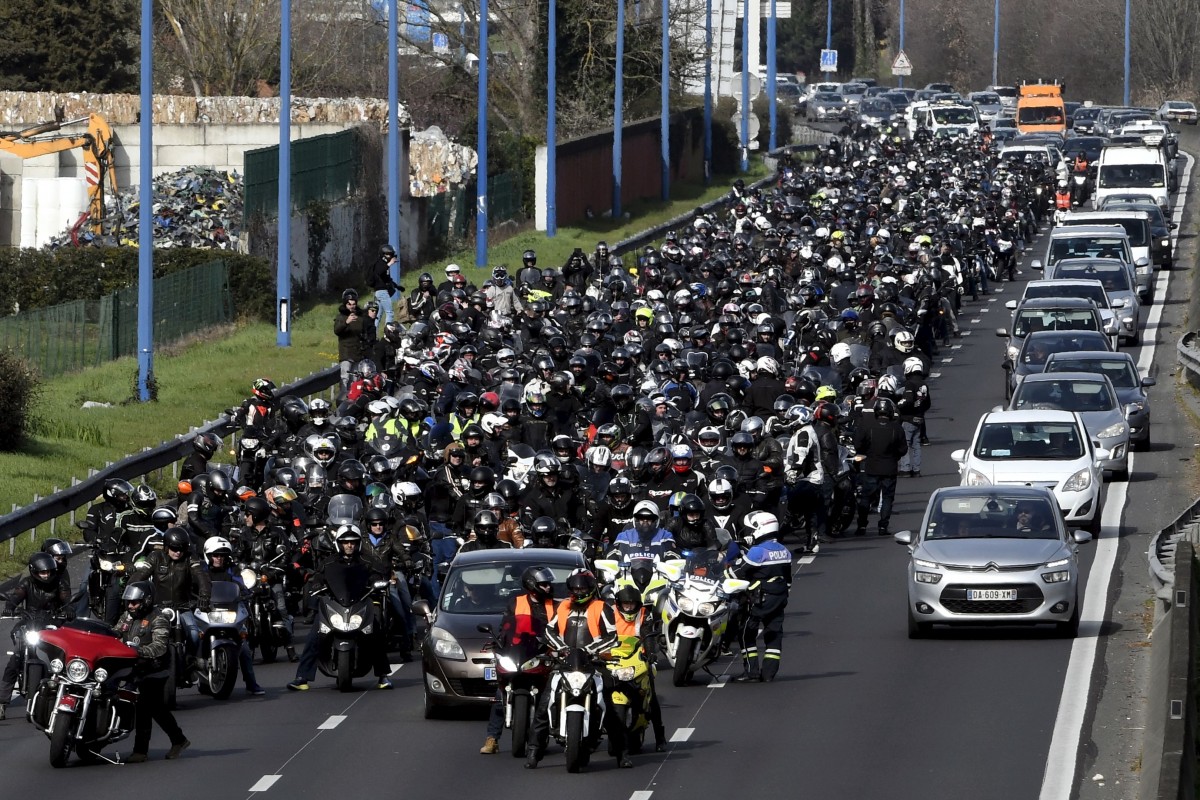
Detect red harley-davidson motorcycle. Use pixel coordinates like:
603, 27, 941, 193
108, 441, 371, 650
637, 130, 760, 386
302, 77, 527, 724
25, 619, 140, 767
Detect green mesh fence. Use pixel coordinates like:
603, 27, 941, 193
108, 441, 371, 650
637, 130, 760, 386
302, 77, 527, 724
427, 187, 468, 245
0, 261, 233, 377
487, 171, 525, 225
243, 129, 363, 219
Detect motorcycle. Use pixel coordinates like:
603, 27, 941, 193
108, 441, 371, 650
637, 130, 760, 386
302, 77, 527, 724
606, 634, 655, 755
1, 604, 60, 706
242, 559, 290, 663
656, 548, 749, 686
235, 427, 270, 490
546, 646, 606, 773
75, 538, 128, 623
477, 623, 552, 759
25, 618, 140, 767
313, 575, 389, 692
190, 580, 249, 699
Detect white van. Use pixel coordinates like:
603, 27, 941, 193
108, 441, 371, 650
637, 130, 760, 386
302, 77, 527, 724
906, 101, 980, 138
1094, 143, 1170, 212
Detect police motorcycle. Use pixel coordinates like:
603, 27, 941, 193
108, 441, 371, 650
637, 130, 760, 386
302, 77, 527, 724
24, 617, 141, 767
655, 547, 749, 686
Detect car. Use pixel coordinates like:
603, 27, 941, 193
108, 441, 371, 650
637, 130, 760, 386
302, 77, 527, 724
968, 91, 1003, 124
1001, 328, 1113, 401
1006, 372, 1130, 479
996, 297, 1115, 396
1061, 136, 1107, 170
923, 82, 954, 93
1095, 199, 1175, 268
1071, 105, 1107, 134
1014, 276, 1127, 345
879, 91, 911, 112
987, 85, 1019, 109
951, 409, 1107, 535
418, 548, 586, 717
807, 92, 850, 122
1050, 213, 1154, 301
896, 485, 1090, 638
840, 82, 869, 109
856, 97, 897, 127
1156, 100, 1198, 125
1043, 350, 1154, 450
1043, 262, 1141, 345
774, 82, 803, 111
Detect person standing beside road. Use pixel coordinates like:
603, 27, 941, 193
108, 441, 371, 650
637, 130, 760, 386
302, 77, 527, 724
334, 289, 366, 388
897, 358, 932, 477
852, 397, 908, 537
368, 244, 403, 325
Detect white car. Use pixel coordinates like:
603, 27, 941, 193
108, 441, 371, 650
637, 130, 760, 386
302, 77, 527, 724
952, 410, 1106, 534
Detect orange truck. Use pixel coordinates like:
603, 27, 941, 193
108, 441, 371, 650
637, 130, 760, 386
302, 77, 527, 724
1016, 80, 1066, 134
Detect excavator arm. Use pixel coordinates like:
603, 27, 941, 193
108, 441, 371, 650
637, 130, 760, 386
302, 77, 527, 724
0, 113, 118, 235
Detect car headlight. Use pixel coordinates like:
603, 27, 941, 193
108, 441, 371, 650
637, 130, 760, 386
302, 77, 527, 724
1063, 468, 1092, 492
1162, 238, 1171, 247
1041, 570, 1071, 583
914, 571, 943, 584
1097, 422, 1127, 439
65, 658, 90, 683
914, 558, 939, 570
965, 468, 991, 486
1045, 558, 1070, 569
431, 628, 466, 661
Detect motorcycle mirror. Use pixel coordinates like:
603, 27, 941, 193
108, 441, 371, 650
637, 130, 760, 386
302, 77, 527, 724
412, 599, 433, 620
476, 623, 493, 635
372, 580, 389, 590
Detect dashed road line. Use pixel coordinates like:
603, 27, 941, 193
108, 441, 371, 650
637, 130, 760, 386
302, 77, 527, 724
630, 792, 654, 800
940, 358, 954, 364
929, 372, 942, 378
670, 728, 695, 743
317, 715, 346, 730
249, 775, 282, 793
707, 676, 729, 688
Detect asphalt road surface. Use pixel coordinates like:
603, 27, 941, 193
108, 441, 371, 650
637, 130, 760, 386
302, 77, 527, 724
0, 136, 1196, 800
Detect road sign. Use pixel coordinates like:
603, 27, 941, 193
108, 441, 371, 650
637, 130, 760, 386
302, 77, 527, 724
891, 50, 913, 76
820, 49, 838, 73
432, 32, 450, 52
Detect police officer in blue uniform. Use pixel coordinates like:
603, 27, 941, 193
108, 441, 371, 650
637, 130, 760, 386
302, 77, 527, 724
732, 511, 792, 682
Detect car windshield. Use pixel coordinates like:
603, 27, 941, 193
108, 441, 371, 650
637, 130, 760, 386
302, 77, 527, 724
815, 93, 842, 102
1055, 265, 1131, 291
1098, 164, 1166, 189
1012, 309, 1100, 338
1018, 105, 1065, 125
1167, 102, 1194, 110
1023, 283, 1109, 305
1013, 379, 1115, 412
933, 107, 975, 124
1074, 107, 1102, 121
926, 495, 1060, 540
1050, 237, 1129, 263
440, 562, 574, 614
776, 84, 802, 97
971, 93, 1000, 105
861, 99, 894, 114
973, 421, 1084, 460
1045, 357, 1139, 388
1019, 332, 1109, 365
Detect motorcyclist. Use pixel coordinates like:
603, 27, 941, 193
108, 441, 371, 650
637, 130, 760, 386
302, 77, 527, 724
114, 581, 190, 761
611, 585, 667, 754
666, 493, 720, 552
783, 405, 826, 550
186, 468, 235, 541
361, 507, 416, 661
731, 511, 792, 682
607, 500, 678, 563
130, 528, 211, 658
527, 569, 623, 769
0, 553, 72, 719
517, 455, 583, 529
459, 510, 514, 553
480, 566, 556, 755
200, 537, 266, 695
239, 496, 298, 661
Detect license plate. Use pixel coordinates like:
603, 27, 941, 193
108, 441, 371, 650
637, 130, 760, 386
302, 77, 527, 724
967, 589, 1017, 601
483, 667, 496, 681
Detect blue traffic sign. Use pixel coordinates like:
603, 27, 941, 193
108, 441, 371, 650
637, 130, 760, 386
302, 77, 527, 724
820, 49, 838, 72
432, 32, 449, 51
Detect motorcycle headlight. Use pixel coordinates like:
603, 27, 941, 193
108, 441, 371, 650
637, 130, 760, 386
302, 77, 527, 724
696, 602, 717, 617
612, 666, 636, 681
1063, 468, 1091, 492
50, 659, 63, 674
567, 538, 585, 553
209, 610, 238, 625
1097, 422, 1127, 439
23, 630, 40, 647
495, 654, 519, 672
65, 658, 90, 683
676, 596, 695, 614
94, 668, 109, 683
564, 672, 590, 694
965, 469, 991, 486
1162, 238, 1171, 248
431, 628, 466, 661
241, 438, 260, 450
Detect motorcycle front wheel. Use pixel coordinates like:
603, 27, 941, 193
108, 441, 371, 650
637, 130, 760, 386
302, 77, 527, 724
336, 649, 354, 693
672, 638, 697, 687
564, 709, 586, 774
258, 607, 278, 663
510, 693, 531, 758
49, 713, 73, 768
208, 645, 239, 700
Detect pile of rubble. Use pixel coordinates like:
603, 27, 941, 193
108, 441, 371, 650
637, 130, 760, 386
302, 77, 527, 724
47, 167, 244, 250
409, 126, 478, 197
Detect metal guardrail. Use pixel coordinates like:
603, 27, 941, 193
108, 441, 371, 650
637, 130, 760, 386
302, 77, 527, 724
0, 366, 340, 547
1177, 331, 1200, 391
1143, 504, 1200, 799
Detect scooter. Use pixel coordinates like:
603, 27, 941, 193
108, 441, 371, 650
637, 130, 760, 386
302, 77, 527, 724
25, 618, 140, 767
313, 578, 389, 692
656, 548, 749, 686
477, 623, 551, 759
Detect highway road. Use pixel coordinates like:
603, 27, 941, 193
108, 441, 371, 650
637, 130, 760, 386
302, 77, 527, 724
0, 137, 1196, 800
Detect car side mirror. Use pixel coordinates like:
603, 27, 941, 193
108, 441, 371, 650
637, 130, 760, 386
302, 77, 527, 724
1135, 257, 1151, 268
1004, 300, 1017, 310
1031, 259, 1043, 270
894, 530, 914, 545
951, 449, 967, 463
1171, 222, 1179, 229
1142, 377, 1156, 387
1094, 448, 1111, 462
1111, 298, 1127, 308
412, 599, 433, 621
476, 623, 493, 635
1072, 530, 1093, 545
995, 328, 1010, 337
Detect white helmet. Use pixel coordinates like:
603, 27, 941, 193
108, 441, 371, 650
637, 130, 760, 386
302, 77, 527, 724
744, 511, 780, 544
586, 445, 613, 468
480, 412, 509, 436
203, 536, 233, 563
696, 426, 723, 455
708, 478, 734, 507
877, 374, 901, 396
756, 356, 779, 376
738, 359, 758, 379
830, 342, 852, 364
391, 481, 422, 506
893, 330, 915, 353
903, 357, 926, 376
367, 399, 391, 417
633, 500, 660, 519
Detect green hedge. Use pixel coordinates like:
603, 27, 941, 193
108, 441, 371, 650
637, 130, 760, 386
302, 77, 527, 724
0, 248, 275, 322
0, 348, 40, 451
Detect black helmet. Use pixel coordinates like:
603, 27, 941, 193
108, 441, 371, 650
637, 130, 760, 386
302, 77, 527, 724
163, 527, 191, 555
244, 496, 271, 524
611, 384, 635, 410
497, 478, 522, 507
607, 476, 633, 509
474, 510, 500, 541
364, 506, 389, 527
41, 538, 72, 560
338, 459, 367, 491
469, 466, 496, 492
150, 505, 179, 532
522, 566, 556, 600
252, 377, 276, 401
380, 243, 397, 259
206, 469, 232, 502
193, 431, 222, 458
531, 516, 558, 546
104, 478, 134, 506
122, 580, 155, 617
131, 483, 158, 512
873, 397, 897, 420
566, 569, 598, 605
615, 585, 643, 620
28, 552, 57, 586
731, 431, 755, 450
680, 493, 705, 521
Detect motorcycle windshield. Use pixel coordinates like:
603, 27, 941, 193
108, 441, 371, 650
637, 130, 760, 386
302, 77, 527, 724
682, 548, 724, 581
326, 494, 363, 527
209, 581, 241, 608
322, 562, 373, 606
848, 344, 871, 369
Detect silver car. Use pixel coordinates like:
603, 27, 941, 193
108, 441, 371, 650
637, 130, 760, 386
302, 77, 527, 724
1044, 350, 1154, 450
808, 92, 849, 122
896, 486, 1090, 639
1047, 261, 1141, 346
1006, 371, 1130, 479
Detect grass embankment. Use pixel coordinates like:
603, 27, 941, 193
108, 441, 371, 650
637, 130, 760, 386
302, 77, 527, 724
0, 164, 765, 577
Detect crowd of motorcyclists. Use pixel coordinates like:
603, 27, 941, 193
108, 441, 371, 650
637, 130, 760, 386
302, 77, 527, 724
0, 116, 1060, 768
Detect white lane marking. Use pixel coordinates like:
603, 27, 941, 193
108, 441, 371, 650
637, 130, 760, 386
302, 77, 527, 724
249, 775, 282, 792
670, 728, 694, 742
389, 663, 405, 675
707, 676, 729, 688
952, 344, 963, 350
630, 792, 654, 800
317, 715, 346, 730
988, 297, 998, 303
1038, 149, 1194, 800
929, 372, 942, 378
940, 358, 954, 364
970, 318, 981, 323
979, 307, 990, 313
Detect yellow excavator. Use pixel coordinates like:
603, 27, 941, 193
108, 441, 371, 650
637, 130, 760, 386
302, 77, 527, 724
0, 112, 118, 237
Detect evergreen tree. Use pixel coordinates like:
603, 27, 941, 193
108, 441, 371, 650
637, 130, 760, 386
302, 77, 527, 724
0, 0, 138, 94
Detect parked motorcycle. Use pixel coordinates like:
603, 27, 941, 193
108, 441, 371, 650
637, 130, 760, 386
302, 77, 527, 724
546, 646, 606, 773
25, 618, 140, 767
656, 548, 749, 686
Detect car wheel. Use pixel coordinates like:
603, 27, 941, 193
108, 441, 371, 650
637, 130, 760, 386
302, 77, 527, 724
907, 607, 931, 639
1056, 598, 1081, 638
423, 688, 441, 720
1084, 511, 1103, 536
